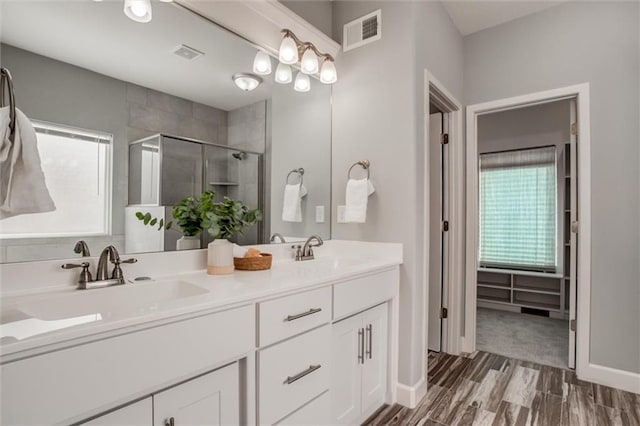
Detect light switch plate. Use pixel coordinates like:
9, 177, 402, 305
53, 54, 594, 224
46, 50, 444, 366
337, 205, 346, 223
315, 206, 325, 223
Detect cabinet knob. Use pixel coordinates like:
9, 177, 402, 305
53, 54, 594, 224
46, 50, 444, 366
165, 417, 175, 426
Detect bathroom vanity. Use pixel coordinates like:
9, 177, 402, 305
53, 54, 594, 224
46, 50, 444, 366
0, 241, 401, 425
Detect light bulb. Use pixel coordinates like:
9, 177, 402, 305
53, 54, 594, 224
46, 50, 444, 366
320, 59, 337, 84
278, 35, 299, 65
124, 0, 152, 22
275, 63, 293, 84
294, 72, 311, 92
232, 73, 262, 92
252, 51, 272, 76
300, 47, 319, 74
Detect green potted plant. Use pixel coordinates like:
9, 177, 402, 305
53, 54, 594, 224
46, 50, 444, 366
136, 191, 261, 253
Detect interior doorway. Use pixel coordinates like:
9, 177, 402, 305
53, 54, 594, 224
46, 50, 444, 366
463, 84, 591, 377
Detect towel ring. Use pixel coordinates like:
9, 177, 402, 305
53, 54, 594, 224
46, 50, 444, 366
0, 68, 16, 141
348, 160, 370, 180
286, 168, 304, 185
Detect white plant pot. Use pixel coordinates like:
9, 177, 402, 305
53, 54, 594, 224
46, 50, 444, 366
176, 235, 201, 251
207, 239, 234, 275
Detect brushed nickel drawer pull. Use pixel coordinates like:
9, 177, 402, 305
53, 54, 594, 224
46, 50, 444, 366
366, 324, 372, 359
284, 364, 321, 384
358, 328, 364, 364
284, 307, 322, 322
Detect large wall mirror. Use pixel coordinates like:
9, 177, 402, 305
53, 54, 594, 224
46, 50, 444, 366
0, 1, 332, 263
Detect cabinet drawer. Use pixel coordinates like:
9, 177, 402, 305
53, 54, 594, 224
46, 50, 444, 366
333, 269, 397, 320
259, 287, 331, 347
275, 391, 330, 426
258, 325, 330, 425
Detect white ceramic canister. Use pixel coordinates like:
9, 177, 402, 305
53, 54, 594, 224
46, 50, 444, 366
207, 239, 234, 275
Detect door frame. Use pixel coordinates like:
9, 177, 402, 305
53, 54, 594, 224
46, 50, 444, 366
423, 70, 464, 360
463, 83, 591, 378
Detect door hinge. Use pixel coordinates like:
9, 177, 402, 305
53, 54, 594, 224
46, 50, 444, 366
571, 123, 578, 136
440, 307, 448, 319
570, 319, 576, 332
442, 220, 449, 232
441, 133, 449, 145
571, 221, 579, 234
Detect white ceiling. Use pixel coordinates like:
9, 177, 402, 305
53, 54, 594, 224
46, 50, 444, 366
0, 1, 273, 111
442, 1, 565, 36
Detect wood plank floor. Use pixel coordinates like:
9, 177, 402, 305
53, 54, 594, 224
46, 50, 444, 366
363, 351, 640, 426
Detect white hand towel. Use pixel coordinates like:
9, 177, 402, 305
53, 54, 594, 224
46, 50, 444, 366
0, 107, 55, 220
282, 183, 306, 222
344, 178, 374, 223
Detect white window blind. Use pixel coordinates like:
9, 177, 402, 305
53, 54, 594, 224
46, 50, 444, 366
479, 146, 557, 272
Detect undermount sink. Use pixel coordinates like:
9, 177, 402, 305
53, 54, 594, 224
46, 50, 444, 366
17, 280, 209, 321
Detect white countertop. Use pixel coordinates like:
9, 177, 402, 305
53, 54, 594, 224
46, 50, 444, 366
0, 241, 402, 362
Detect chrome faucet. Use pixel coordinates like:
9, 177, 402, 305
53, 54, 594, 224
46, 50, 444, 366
270, 233, 286, 243
73, 240, 91, 257
62, 245, 137, 290
300, 235, 323, 261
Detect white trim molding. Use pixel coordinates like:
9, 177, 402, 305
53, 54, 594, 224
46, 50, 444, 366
176, 0, 340, 58
462, 84, 635, 390
396, 379, 427, 409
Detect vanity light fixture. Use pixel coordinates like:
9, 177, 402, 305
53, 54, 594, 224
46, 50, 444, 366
274, 63, 293, 84
252, 51, 272, 76
319, 58, 338, 84
294, 72, 311, 92
124, 0, 152, 23
300, 46, 319, 75
277, 29, 337, 85
232, 73, 262, 91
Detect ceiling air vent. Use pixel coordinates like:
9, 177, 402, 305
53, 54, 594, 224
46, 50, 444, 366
172, 44, 205, 61
343, 9, 381, 52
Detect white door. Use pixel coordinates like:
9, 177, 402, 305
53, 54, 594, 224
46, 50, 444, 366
428, 112, 444, 351
331, 314, 363, 425
361, 303, 388, 413
568, 100, 578, 369
153, 363, 240, 426
81, 398, 152, 426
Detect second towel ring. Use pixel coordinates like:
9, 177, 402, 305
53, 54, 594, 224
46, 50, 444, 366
0, 67, 16, 142
348, 160, 370, 180
286, 168, 304, 185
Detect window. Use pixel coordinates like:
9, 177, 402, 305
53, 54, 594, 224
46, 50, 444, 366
0, 122, 112, 238
479, 146, 557, 272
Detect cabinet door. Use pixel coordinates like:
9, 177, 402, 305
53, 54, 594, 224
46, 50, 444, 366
153, 363, 239, 426
331, 314, 363, 425
81, 398, 152, 426
361, 303, 388, 413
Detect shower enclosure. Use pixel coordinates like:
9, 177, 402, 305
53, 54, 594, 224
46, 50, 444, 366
125, 134, 264, 253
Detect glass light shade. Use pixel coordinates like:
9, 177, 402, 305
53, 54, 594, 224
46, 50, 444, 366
300, 48, 319, 74
252, 51, 272, 75
320, 59, 337, 84
294, 72, 311, 93
124, 0, 152, 22
232, 73, 262, 91
158, 0, 173, 2
274, 63, 293, 84
278, 35, 299, 65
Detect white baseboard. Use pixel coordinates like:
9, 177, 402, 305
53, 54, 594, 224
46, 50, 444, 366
579, 363, 640, 395
396, 378, 427, 409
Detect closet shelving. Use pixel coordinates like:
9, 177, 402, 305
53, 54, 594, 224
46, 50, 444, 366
477, 268, 567, 319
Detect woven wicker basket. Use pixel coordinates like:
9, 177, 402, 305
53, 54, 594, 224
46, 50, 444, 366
234, 253, 273, 271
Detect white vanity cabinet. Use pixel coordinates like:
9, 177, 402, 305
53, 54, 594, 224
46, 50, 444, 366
331, 304, 389, 425
82, 363, 239, 426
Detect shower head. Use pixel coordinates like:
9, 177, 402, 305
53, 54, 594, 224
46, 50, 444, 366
232, 152, 247, 160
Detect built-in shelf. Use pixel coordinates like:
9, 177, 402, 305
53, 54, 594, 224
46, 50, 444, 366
478, 295, 511, 305
208, 182, 239, 186
513, 284, 561, 296
478, 282, 511, 290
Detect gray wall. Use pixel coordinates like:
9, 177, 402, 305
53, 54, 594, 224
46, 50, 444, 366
270, 83, 332, 241
464, 2, 640, 373
280, 0, 334, 40
331, 1, 463, 387
0, 44, 228, 261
